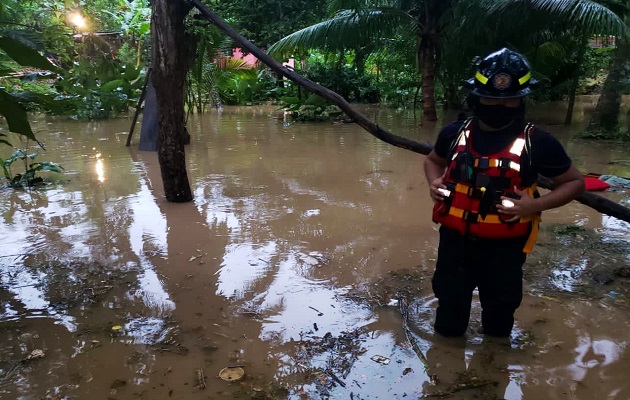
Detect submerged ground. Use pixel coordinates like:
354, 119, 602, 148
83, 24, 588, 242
0, 103, 629, 399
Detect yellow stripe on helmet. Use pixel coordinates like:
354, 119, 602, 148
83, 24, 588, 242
518, 71, 531, 85
475, 71, 489, 84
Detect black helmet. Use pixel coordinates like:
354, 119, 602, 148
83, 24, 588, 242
465, 48, 538, 98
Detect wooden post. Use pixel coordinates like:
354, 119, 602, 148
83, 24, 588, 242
126, 68, 152, 147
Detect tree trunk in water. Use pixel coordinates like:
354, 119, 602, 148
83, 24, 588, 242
588, 36, 630, 133
565, 33, 588, 126
151, 0, 195, 202
420, 34, 437, 121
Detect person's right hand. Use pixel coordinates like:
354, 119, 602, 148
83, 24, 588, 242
429, 174, 447, 203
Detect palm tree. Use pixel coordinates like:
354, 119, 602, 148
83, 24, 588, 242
587, 27, 630, 136
587, 0, 630, 137
454, 0, 627, 125
270, 0, 626, 123
186, 25, 259, 112
268, 0, 457, 121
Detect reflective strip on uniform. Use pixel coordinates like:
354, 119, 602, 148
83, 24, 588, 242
508, 161, 520, 171
471, 158, 521, 172
457, 130, 470, 146
510, 138, 526, 156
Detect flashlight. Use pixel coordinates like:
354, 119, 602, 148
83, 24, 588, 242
437, 188, 451, 197
501, 199, 515, 208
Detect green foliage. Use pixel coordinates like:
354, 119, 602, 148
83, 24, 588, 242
220, 69, 279, 105
302, 54, 380, 103
578, 126, 630, 141
0, 36, 61, 74
212, 0, 328, 48
0, 34, 66, 135
0, 0, 150, 122
54, 56, 145, 119
0, 34, 65, 187
0, 89, 37, 139
277, 93, 342, 121
0, 138, 64, 188
578, 46, 615, 94
1, 0, 628, 134
103, 0, 151, 36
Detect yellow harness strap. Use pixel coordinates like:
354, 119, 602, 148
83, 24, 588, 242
447, 206, 536, 224
523, 213, 541, 254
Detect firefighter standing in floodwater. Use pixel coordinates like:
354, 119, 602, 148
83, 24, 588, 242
423, 48, 585, 337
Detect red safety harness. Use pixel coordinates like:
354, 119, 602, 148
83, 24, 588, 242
432, 119, 541, 252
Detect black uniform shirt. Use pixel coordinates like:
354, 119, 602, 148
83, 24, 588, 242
433, 118, 572, 184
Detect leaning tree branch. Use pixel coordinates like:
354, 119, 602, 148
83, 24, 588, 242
190, 0, 630, 225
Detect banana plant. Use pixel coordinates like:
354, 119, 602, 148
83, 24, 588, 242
0, 34, 65, 187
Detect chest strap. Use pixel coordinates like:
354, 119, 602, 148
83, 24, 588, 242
447, 206, 537, 224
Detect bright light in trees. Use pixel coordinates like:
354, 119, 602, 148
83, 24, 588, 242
69, 12, 87, 30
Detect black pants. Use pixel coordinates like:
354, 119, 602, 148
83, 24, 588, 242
432, 226, 527, 337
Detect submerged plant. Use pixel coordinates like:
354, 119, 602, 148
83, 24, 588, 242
0, 137, 64, 188
277, 93, 342, 122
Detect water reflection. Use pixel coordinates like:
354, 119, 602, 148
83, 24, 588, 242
0, 104, 628, 399
0, 264, 76, 330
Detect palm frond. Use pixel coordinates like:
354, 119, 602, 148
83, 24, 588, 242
473, 0, 627, 37
268, 8, 413, 59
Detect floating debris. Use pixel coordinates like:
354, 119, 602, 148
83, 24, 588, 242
298, 251, 329, 267
370, 355, 390, 365
219, 366, 245, 381
308, 306, 324, 316
615, 267, 630, 278
593, 273, 614, 285
195, 368, 207, 389
26, 349, 45, 360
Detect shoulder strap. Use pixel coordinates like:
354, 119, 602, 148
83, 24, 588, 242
524, 122, 534, 167
447, 117, 474, 160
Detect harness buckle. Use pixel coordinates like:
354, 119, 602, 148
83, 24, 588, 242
466, 186, 483, 199
462, 210, 479, 223
476, 157, 490, 169
498, 158, 512, 169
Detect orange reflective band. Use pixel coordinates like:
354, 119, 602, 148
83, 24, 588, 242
472, 158, 521, 172
452, 183, 538, 198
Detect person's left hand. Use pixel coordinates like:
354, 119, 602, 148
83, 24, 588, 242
496, 186, 539, 222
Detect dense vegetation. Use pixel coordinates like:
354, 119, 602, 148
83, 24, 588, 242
0, 0, 629, 187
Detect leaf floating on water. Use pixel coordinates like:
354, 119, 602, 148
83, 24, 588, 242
538, 295, 561, 303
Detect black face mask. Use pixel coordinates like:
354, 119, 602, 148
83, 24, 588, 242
473, 102, 525, 129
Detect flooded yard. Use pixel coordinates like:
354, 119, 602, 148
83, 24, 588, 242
0, 103, 629, 399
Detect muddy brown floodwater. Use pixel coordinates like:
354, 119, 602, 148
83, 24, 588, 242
0, 102, 629, 400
